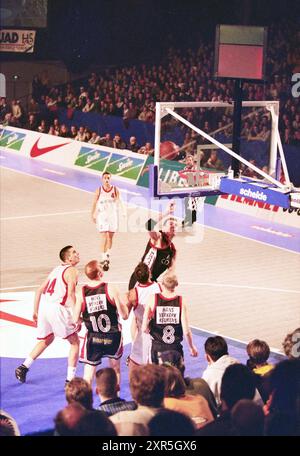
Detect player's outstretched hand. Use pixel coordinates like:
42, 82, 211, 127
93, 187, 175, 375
190, 345, 198, 357
32, 312, 38, 323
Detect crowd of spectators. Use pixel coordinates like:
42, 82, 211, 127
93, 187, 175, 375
1, 20, 299, 164
3, 329, 299, 436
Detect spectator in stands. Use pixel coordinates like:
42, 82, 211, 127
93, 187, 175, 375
113, 133, 127, 150
0, 410, 20, 436
128, 136, 140, 153
37, 119, 47, 134
163, 365, 214, 429
27, 98, 40, 117
69, 125, 78, 139
264, 359, 300, 436
65, 377, 94, 410
202, 336, 238, 407
148, 409, 195, 436
158, 350, 218, 418
100, 133, 114, 148
75, 126, 88, 142
282, 328, 300, 359
197, 364, 257, 436
88, 131, 101, 144
231, 399, 264, 436
25, 114, 38, 131
96, 368, 137, 416
246, 339, 274, 376
138, 142, 154, 155
203, 150, 224, 171
54, 402, 116, 436
110, 364, 166, 436
60, 124, 69, 138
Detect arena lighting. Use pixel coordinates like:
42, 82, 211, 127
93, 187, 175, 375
12, 74, 20, 80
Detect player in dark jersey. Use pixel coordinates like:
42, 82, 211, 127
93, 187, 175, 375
128, 202, 177, 289
142, 272, 198, 364
73, 260, 128, 386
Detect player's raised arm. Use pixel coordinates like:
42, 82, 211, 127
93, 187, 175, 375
108, 283, 129, 320
181, 298, 198, 357
142, 294, 155, 333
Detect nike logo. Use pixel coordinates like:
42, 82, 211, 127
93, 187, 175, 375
30, 138, 70, 157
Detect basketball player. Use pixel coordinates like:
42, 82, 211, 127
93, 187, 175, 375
128, 201, 177, 289
180, 155, 197, 227
125, 262, 161, 372
15, 246, 80, 384
74, 260, 128, 385
142, 272, 198, 363
91, 171, 121, 271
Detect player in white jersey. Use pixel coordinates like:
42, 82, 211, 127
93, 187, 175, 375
15, 246, 80, 385
91, 172, 121, 271
125, 262, 161, 373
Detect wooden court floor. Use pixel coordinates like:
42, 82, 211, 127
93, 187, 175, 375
1, 167, 299, 351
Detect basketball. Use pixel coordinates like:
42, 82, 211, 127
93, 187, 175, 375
160, 141, 179, 160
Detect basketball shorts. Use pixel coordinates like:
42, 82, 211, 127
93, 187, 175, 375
79, 330, 123, 365
151, 340, 184, 365
96, 211, 118, 232
129, 331, 152, 365
37, 301, 77, 339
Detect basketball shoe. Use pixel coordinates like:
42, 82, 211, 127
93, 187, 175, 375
15, 364, 29, 383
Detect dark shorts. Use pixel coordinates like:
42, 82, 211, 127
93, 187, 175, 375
79, 331, 123, 365
151, 341, 184, 365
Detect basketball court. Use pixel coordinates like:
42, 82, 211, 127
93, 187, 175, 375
1, 162, 299, 351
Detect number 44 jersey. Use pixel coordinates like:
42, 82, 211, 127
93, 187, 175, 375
80, 282, 123, 365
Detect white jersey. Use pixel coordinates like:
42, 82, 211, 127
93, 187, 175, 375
41, 264, 71, 306
130, 281, 161, 365
37, 264, 77, 339
96, 185, 118, 232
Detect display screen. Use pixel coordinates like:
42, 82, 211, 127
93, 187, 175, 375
214, 25, 267, 80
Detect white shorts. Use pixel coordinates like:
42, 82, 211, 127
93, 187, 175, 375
130, 331, 152, 365
37, 301, 77, 339
96, 211, 118, 233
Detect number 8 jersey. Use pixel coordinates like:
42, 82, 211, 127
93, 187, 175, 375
149, 293, 183, 347
80, 282, 123, 365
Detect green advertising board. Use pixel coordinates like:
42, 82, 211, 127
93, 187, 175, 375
74, 146, 111, 172
0, 128, 25, 151
105, 153, 146, 181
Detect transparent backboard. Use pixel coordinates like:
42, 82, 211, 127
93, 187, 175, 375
154, 101, 280, 197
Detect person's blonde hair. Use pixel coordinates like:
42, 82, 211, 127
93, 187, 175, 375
162, 273, 178, 291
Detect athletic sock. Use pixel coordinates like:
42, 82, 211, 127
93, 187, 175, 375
106, 249, 111, 259
67, 366, 77, 381
23, 357, 34, 369
101, 252, 106, 262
